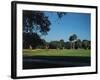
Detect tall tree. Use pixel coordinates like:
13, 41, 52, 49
69, 34, 77, 49
75, 39, 82, 49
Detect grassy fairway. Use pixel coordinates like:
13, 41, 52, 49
23, 49, 90, 57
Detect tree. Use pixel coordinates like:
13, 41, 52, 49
23, 32, 45, 49
65, 42, 71, 49
69, 34, 77, 49
82, 40, 90, 49
23, 11, 51, 35
59, 39, 65, 49
88, 41, 91, 49
75, 39, 82, 49
48, 40, 65, 49
49, 41, 59, 49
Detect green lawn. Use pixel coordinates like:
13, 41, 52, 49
23, 49, 90, 57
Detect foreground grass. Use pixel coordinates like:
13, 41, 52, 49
23, 49, 90, 57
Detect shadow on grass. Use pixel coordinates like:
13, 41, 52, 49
23, 56, 91, 69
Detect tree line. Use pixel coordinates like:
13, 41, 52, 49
23, 33, 90, 49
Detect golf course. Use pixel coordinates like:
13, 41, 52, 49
23, 49, 90, 57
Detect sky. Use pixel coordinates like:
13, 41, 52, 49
41, 11, 91, 42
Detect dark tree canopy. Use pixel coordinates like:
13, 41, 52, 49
23, 32, 45, 49
49, 41, 59, 49
75, 39, 82, 49
82, 40, 90, 49
65, 42, 71, 49
23, 11, 51, 35
69, 34, 77, 41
